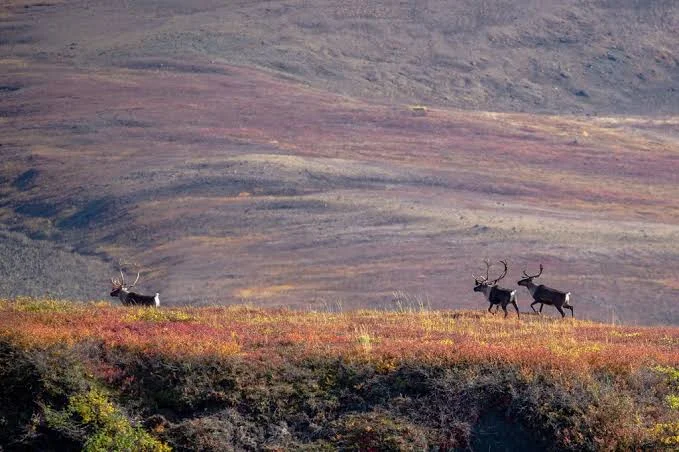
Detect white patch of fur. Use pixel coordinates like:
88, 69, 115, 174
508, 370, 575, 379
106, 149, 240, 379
154, 293, 160, 307
119, 288, 130, 305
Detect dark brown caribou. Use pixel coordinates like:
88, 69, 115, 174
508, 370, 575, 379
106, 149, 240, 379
110, 263, 160, 307
473, 259, 520, 318
517, 264, 573, 318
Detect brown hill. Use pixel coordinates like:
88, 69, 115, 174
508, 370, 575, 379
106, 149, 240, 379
5, 0, 679, 115
1, 1, 678, 324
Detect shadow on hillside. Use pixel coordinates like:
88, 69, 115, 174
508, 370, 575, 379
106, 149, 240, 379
465, 409, 546, 452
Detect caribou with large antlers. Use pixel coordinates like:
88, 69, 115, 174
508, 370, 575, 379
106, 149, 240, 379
472, 259, 520, 318
517, 264, 573, 318
110, 262, 160, 307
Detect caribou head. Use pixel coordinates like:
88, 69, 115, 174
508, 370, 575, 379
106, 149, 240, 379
517, 264, 543, 287
473, 259, 508, 292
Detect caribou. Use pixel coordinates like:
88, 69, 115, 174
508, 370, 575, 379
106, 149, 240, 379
473, 259, 520, 318
110, 263, 160, 307
517, 264, 573, 318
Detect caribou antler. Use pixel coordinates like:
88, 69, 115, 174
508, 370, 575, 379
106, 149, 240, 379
116, 259, 127, 287
128, 269, 141, 290
113, 261, 141, 289
472, 259, 492, 284
110, 276, 123, 290
490, 260, 509, 285
522, 263, 544, 279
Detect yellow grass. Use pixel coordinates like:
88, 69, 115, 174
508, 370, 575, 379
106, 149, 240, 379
1, 298, 676, 375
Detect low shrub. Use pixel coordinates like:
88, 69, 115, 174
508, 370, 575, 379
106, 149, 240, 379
44, 388, 169, 452
328, 411, 433, 450
1, 302, 677, 450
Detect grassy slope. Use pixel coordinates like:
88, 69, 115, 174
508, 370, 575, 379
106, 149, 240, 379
1, 299, 678, 450
1, 1, 679, 324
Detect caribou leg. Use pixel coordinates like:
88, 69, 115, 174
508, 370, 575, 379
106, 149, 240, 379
511, 300, 520, 318
556, 305, 566, 318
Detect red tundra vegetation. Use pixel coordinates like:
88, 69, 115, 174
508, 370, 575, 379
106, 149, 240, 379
1, 298, 677, 450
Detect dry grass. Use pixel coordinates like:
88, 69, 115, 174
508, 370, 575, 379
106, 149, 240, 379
2, 298, 676, 376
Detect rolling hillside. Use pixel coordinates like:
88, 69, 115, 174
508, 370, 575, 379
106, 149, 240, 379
1, 1, 678, 324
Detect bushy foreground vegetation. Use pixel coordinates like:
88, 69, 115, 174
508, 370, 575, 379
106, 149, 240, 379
1, 298, 677, 451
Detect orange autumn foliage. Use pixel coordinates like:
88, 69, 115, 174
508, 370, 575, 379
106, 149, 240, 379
1, 298, 677, 376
